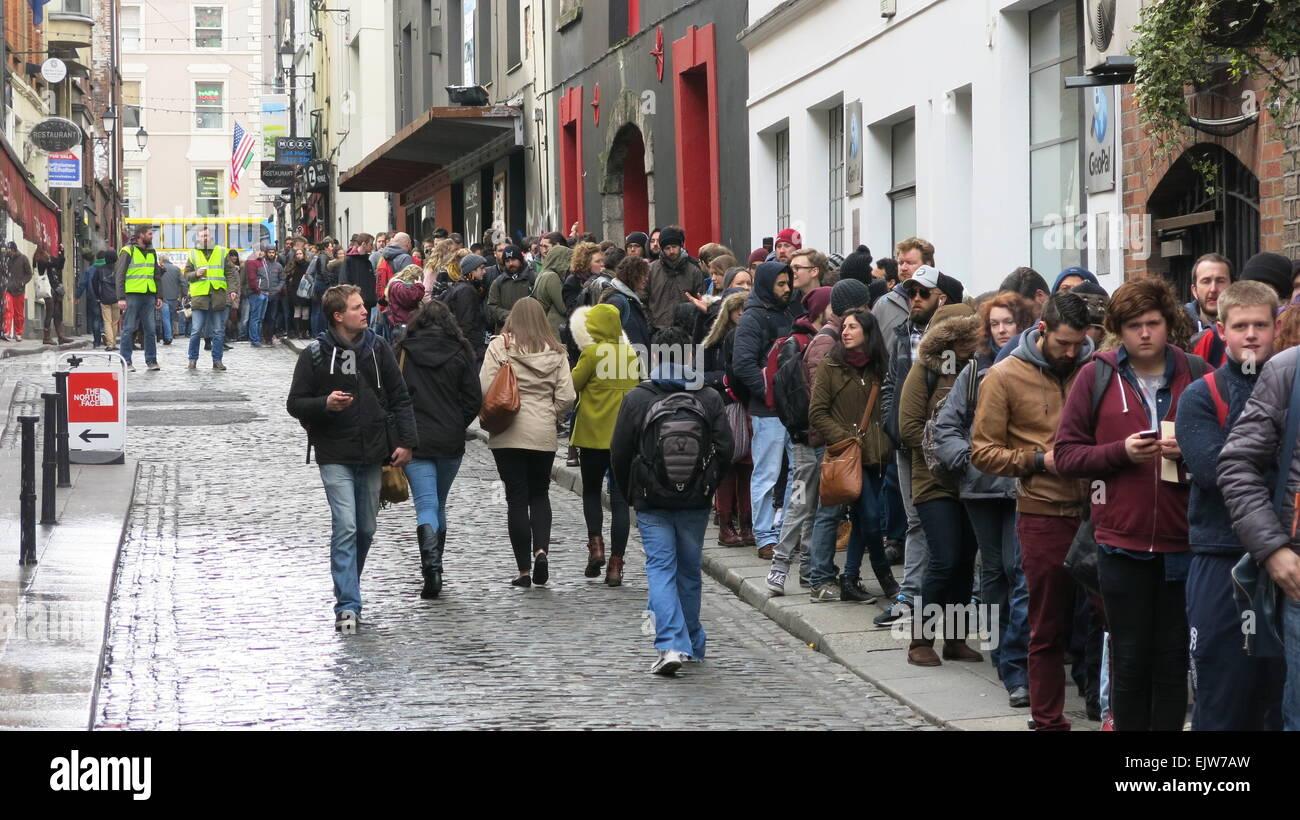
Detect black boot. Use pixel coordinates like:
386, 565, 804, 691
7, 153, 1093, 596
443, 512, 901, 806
873, 564, 901, 599
429, 529, 446, 598
417, 524, 440, 599
839, 574, 877, 603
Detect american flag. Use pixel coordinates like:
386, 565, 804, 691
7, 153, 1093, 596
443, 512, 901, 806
230, 121, 256, 197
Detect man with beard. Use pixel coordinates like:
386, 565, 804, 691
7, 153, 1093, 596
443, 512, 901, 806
646, 225, 705, 334
486, 246, 535, 332
443, 252, 489, 360
971, 292, 1094, 731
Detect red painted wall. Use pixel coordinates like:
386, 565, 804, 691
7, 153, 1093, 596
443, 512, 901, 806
559, 86, 585, 234
672, 24, 720, 256
623, 127, 649, 235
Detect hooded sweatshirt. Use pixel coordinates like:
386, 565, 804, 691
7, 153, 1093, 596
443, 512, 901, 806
380, 243, 414, 275
602, 277, 652, 351
478, 332, 576, 451
532, 245, 573, 336
1054, 345, 1202, 552
897, 303, 978, 504
1051, 267, 1100, 293
570, 303, 642, 450
971, 326, 1095, 517
731, 261, 793, 417
609, 362, 732, 511
396, 322, 482, 460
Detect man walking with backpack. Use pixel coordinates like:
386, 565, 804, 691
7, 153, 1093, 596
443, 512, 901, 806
612, 327, 733, 675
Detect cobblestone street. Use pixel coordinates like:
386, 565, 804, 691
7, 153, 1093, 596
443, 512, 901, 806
72, 340, 933, 730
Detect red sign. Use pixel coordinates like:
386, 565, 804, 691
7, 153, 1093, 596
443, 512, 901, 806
67, 372, 120, 424
0, 133, 61, 255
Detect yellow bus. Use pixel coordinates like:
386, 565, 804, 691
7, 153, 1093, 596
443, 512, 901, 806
123, 217, 277, 266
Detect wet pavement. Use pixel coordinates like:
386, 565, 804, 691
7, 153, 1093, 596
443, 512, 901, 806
76, 338, 932, 731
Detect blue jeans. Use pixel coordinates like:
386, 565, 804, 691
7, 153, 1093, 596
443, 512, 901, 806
238, 294, 251, 339
403, 457, 462, 531
638, 507, 710, 659
84, 301, 103, 343
189, 306, 229, 363
749, 415, 793, 548
881, 461, 906, 542
809, 467, 885, 587
319, 463, 382, 615
247, 293, 269, 344
1285, 598, 1300, 730
310, 279, 329, 336
118, 293, 158, 365
965, 499, 1029, 691
158, 298, 173, 341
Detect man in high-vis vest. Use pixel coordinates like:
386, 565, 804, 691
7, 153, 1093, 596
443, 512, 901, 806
114, 223, 165, 371
184, 225, 239, 371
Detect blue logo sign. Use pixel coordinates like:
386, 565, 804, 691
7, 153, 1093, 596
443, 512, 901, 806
48, 151, 81, 188
1092, 87, 1109, 143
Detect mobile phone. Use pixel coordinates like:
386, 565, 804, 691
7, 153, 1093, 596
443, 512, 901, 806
1137, 429, 1159, 439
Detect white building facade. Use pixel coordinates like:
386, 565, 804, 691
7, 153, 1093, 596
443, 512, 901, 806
743, 0, 1125, 296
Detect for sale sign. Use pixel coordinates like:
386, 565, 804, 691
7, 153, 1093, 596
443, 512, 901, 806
59, 351, 128, 464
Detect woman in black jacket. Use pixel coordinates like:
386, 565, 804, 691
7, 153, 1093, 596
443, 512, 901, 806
703, 290, 752, 546
395, 300, 483, 598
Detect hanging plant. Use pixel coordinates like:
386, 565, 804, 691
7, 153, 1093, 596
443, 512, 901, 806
1130, 0, 1300, 169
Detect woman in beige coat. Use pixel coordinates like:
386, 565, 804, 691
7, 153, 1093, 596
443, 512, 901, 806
480, 297, 576, 586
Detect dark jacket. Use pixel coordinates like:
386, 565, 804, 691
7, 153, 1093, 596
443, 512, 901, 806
731, 261, 793, 417
931, 352, 1018, 500
602, 279, 652, 352
286, 327, 417, 465
378, 244, 414, 276
2, 251, 33, 295
1218, 345, 1300, 567
647, 253, 705, 331
486, 267, 535, 331
395, 324, 481, 460
443, 278, 488, 358
1176, 357, 1257, 555
1054, 346, 1202, 554
343, 254, 377, 307
808, 355, 891, 467
882, 319, 918, 448
610, 363, 733, 511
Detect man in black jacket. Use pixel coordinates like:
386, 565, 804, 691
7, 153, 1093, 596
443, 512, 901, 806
286, 284, 416, 632
612, 328, 732, 675
731, 261, 794, 560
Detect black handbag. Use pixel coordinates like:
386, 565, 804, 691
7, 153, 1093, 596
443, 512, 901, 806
1064, 517, 1101, 599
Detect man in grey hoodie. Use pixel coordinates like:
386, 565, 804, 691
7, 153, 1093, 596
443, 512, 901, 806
378, 232, 415, 274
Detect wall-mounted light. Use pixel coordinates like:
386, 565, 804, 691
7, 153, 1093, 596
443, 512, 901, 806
135, 127, 149, 151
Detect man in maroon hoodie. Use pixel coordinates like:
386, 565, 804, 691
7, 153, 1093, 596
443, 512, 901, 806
1054, 277, 1209, 731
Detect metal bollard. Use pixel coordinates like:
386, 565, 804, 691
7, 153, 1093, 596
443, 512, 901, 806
40, 393, 58, 525
18, 415, 38, 565
53, 370, 71, 488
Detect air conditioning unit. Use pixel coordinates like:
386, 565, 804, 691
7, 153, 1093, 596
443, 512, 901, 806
1083, 0, 1146, 75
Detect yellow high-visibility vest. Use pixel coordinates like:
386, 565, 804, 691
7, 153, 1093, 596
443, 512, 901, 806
189, 246, 228, 297
123, 245, 158, 294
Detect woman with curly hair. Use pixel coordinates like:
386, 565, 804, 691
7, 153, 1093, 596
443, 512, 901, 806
563, 241, 605, 315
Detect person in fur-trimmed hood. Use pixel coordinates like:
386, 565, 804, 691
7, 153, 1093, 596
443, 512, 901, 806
570, 303, 642, 585
897, 302, 985, 666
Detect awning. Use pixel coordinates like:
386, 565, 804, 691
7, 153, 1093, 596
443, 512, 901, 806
338, 105, 521, 193
0, 133, 62, 255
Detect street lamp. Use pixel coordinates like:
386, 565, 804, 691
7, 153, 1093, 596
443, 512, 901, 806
135, 127, 148, 151
101, 106, 118, 135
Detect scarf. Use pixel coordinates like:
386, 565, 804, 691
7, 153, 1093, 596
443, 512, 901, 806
844, 348, 869, 370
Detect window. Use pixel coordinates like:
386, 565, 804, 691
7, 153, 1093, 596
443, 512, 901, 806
123, 81, 142, 129
122, 5, 142, 51
462, 0, 476, 85
828, 104, 845, 254
507, 0, 521, 69
195, 170, 223, 216
889, 118, 917, 249
1029, 0, 1082, 273
195, 82, 223, 129
124, 169, 143, 217
195, 6, 223, 49
609, 0, 637, 44
775, 129, 790, 231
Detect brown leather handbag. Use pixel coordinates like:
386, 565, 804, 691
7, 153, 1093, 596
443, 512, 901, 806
819, 381, 879, 506
479, 335, 521, 434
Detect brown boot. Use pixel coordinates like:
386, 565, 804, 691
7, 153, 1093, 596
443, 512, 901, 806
741, 521, 756, 546
908, 639, 941, 667
605, 556, 624, 587
584, 535, 606, 577
942, 639, 984, 662
717, 521, 744, 546
42, 328, 54, 345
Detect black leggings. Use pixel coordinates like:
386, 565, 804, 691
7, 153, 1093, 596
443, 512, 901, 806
492, 448, 554, 572
578, 447, 630, 558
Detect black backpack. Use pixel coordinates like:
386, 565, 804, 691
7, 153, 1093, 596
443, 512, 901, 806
631, 391, 719, 508
95, 264, 118, 305
772, 333, 815, 442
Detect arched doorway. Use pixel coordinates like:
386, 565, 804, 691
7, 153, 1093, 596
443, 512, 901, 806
1147, 143, 1259, 297
602, 123, 651, 241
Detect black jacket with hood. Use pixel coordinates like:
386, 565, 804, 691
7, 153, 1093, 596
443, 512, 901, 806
286, 327, 417, 465
443, 278, 488, 358
730, 261, 793, 417
395, 323, 481, 460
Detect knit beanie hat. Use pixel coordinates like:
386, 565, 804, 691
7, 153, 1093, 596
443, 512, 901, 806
658, 226, 686, 249
802, 286, 833, 323
459, 253, 487, 277
748, 247, 768, 266
776, 228, 803, 249
1241, 252, 1294, 302
838, 244, 874, 283
831, 277, 872, 316
625, 231, 649, 249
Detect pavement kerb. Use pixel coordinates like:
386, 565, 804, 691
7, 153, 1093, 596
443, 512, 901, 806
0, 338, 92, 359
85, 459, 142, 730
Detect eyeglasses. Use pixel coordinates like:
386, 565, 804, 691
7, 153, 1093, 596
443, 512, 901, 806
905, 285, 932, 299
791, 265, 817, 272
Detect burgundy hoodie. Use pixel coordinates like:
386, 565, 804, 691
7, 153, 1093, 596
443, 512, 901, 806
1053, 347, 1196, 554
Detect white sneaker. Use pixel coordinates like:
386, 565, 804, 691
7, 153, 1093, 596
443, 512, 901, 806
650, 650, 684, 676
335, 610, 359, 633
766, 567, 788, 595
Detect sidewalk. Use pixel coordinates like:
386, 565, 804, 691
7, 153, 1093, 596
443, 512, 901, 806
0, 332, 92, 360
0, 372, 137, 729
